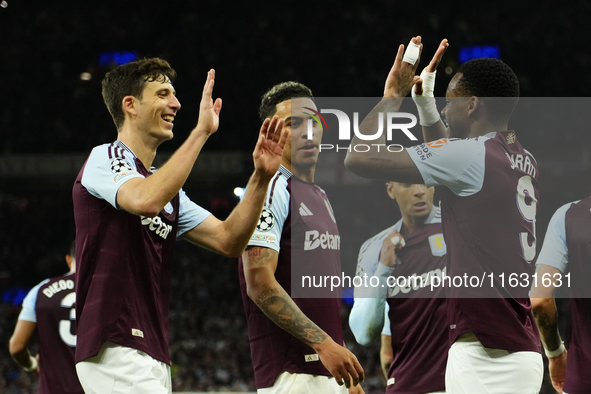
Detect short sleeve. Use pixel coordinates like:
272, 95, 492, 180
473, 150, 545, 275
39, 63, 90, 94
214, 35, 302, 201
381, 302, 391, 336
18, 279, 50, 323
406, 138, 486, 196
81, 145, 144, 208
536, 203, 572, 273
246, 176, 289, 253
177, 189, 212, 237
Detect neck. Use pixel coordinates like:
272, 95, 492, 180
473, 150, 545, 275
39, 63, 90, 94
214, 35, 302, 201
466, 120, 508, 139
400, 209, 431, 236
117, 125, 161, 169
282, 158, 315, 183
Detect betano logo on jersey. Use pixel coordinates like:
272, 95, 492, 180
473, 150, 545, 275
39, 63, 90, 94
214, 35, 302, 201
304, 230, 340, 251
141, 215, 173, 239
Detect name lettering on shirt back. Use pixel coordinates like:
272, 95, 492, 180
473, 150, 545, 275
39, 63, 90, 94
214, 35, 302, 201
506, 153, 536, 178
42, 279, 75, 298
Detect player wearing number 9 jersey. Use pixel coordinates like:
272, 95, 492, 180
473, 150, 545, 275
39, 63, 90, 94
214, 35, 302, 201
345, 40, 543, 393
9, 241, 84, 394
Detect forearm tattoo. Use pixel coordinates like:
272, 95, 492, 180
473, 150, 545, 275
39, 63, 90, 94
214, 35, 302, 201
246, 247, 328, 345
534, 307, 561, 351
255, 287, 328, 345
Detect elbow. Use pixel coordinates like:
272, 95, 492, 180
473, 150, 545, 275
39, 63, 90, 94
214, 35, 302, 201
344, 152, 373, 178
134, 201, 162, 218
219, 240, 245, 258
8, 337, 25, 357
344, 152, 361, 173
530, 297, 553, 316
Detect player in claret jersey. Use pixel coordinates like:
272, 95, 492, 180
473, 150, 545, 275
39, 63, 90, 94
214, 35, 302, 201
239, 82, 364, 393
345, 36, 543, 393
9, 241, 84, 394
73, 58, 286, 394
531, 196, 591, 394
349, 181, 447, 394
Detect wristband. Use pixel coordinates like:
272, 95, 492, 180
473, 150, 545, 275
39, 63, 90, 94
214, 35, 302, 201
23, 355, 38, 372
412, 69, 440, 126
544, 341, 565, 358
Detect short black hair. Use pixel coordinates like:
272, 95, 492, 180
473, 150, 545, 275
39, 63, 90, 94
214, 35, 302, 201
457, 58, 519, 118
258, 82, 313, 121
102, 58, 177, 130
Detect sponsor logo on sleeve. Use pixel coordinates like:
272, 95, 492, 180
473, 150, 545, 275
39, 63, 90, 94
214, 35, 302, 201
250, 233, 277, 244
413, 144, 433, 161
256, 208, 274, 232
428, 234, 447, 256
426, 138, 448, 148
163, 202, 173, 214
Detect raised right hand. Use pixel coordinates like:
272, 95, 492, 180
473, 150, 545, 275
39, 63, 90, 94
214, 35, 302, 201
195, 69, 222, 135
314, 338, 365, 388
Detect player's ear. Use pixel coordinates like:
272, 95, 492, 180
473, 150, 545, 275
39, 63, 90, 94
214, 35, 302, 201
467, 96, 479, 116
65, 254, 73, 270
122, 96, 137, 117
386, 182, 397, 200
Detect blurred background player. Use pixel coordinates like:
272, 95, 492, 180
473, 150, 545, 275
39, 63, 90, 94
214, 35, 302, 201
9, 241, 84, 394
349, 181, 447, 394
345, 36, 543, 393
239, 81, 365, 393
531, 196, 591, 394
73, 59, 287, 393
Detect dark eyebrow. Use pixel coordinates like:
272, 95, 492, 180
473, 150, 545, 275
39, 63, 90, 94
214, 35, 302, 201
285, 115, 305, 122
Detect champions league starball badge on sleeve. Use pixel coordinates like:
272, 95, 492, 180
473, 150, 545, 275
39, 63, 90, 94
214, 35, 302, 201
256, 208, 274, 232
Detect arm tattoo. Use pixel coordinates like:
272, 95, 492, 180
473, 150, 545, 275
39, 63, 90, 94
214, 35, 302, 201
255, 286, 328, 345
533, 306, 561, 351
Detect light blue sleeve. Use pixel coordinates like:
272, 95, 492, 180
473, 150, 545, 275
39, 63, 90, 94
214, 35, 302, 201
177, 189, 212, 238
536, 203, 573, 273
246, 178, 289, 253
349, 297, 387, 346
406, 138, 486, 196
382, 302, 391, 336
81, 145, 144, 208
17, 279, 50, 323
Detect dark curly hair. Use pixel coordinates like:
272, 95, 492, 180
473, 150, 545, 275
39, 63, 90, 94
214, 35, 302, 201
102, 58, 177, 130
258, 81, 313, 121
457, 58, 519, 119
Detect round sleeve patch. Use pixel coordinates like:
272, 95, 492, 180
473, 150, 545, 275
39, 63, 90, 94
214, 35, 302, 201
110, 158, 134, 174
256, 208, 275, 232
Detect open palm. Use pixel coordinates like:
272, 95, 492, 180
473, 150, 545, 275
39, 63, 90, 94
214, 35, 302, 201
253, 116, 288, 178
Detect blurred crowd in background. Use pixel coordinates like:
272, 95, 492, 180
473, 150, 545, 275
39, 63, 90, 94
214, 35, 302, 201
1, 0, 590, 392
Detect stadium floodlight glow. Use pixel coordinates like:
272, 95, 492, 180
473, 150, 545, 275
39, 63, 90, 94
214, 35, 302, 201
80, 72, 92, 81
233, 187, 245, 198
99, 51, 139, 67
458, 45, 500, 63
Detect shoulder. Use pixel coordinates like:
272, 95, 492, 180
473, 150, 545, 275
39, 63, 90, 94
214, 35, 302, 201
360, 222, 401, 255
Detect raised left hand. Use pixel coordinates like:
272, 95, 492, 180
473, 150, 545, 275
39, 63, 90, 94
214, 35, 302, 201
252, 115, 288, 179
384, 36, 423, 98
